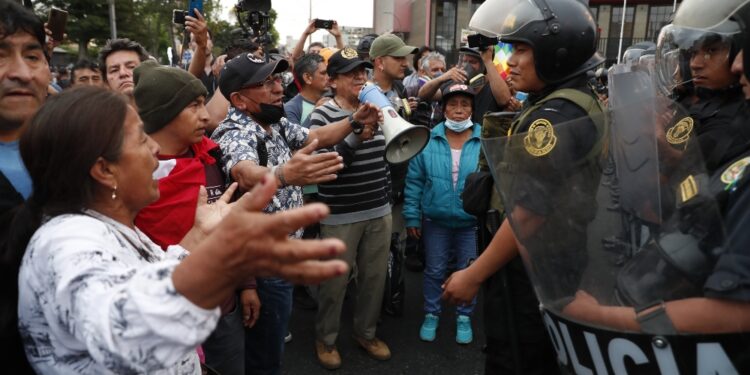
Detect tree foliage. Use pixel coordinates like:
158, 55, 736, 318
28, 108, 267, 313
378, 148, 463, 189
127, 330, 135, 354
34, 0, 279, 62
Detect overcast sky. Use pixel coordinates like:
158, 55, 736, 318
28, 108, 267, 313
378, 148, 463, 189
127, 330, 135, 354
218, 0, 374, 45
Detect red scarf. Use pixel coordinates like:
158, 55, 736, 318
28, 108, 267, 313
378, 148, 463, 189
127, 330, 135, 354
136, 136, 218, 250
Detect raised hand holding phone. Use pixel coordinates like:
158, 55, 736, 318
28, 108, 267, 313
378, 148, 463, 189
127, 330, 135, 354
188, 0, 204, 18
47, 7, 68, 42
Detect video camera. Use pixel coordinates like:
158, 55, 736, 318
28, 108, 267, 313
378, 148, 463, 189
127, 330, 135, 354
467, 33, 498, 51
234, 0, 272, 46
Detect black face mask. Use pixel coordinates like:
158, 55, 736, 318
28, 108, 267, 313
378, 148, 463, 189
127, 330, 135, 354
251, 103, 285, 125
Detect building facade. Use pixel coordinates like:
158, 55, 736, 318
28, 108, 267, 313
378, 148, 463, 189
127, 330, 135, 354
378, 0, 681, 66
591, 0, 679, 64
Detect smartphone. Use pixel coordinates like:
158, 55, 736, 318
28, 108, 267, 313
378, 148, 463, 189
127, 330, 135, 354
314, 19, 334, 30
173, 9, 186, 24
188, 0, 203, 18
47, 7, 68, 42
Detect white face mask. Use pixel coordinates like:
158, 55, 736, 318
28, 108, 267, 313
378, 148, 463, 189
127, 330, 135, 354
444, 117, 473, 132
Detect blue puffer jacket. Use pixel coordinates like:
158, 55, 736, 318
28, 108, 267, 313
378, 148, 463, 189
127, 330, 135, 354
404, 121, 481, 229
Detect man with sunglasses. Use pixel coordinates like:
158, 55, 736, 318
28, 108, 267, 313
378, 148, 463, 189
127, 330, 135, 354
211, 52, 379, 375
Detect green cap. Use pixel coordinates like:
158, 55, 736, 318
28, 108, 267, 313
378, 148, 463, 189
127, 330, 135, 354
369, 33, 418, 58
133, 60, 208, 134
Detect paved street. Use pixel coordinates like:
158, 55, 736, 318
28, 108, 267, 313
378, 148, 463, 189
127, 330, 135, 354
283, 267, 486, 374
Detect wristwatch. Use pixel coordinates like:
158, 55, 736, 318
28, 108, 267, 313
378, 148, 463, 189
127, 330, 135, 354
348, 114, 364, 135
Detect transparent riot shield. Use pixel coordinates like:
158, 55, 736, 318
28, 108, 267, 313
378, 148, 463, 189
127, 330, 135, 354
481, 85, 750, 373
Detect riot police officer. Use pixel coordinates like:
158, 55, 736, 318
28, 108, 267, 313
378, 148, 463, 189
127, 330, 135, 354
443, 0, 605, 373
657, 17, 750, 173
558, 2, 750, 365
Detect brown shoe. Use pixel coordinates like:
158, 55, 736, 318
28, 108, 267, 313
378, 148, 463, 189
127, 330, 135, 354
315, 340, 342, 370
353, 335, 391, 361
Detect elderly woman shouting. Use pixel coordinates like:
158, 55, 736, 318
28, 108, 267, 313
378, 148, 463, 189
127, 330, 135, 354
404, 82, 482, 345
10, 87, 347, 374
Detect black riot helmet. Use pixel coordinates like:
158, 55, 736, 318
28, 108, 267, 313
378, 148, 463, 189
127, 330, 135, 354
494, 0, 604, 84
670, 0, 750, 81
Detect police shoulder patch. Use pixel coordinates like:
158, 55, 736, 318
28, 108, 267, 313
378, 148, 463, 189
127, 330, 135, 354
341, 47, 358, 59
666, 116, 693, 145
720, 156, 750, 186
523, 118, 557, 157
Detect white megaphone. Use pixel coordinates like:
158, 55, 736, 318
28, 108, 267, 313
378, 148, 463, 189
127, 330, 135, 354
359, 83, 430, 164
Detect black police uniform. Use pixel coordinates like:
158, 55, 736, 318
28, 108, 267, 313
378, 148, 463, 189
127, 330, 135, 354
703, 146, 750, 301
483, 74, 605, 375
686, 86, 750, 174
501, 74, 604, 304
616, 116, 750, 319
475, 112, 555, 375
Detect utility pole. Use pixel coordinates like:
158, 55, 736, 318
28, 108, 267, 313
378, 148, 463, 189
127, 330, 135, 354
308, 0, 313, 46
616, 0, 627, 64
108, 0, 117, 40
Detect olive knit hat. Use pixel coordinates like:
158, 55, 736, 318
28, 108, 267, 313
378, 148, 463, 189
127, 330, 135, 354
133, 60, 208, 134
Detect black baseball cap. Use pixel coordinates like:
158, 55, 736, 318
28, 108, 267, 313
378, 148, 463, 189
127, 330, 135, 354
219, 53, 289, 96
441, 81, 475, 106
357, 34, 379, 54
459, 46, 482, 60
327, 47, 373, 75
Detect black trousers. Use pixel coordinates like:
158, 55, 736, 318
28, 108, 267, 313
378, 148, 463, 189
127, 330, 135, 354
479, 212, 560, 375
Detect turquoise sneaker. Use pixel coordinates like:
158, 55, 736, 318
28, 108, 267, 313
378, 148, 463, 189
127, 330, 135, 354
456, 315, 473, 344
419, 313, 439, 342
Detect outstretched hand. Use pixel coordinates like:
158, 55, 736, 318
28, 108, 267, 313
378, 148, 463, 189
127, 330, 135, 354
173, 173, 349, 310
217, 172, 349, 284
283, 139, 344, 185
193, 182, 238, 236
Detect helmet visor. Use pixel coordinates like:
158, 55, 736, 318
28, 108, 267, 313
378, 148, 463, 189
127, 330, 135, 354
655, 24, 740, 94
500, 0, 545, 39
469, 0, 543, 38
673, 0, 750, 30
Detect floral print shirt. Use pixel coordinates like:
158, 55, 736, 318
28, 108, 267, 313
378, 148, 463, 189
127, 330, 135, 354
211, 107, 310, 238
18, 210, 220, 374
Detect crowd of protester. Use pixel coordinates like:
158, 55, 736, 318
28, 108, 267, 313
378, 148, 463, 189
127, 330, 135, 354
4, 0, 750, 373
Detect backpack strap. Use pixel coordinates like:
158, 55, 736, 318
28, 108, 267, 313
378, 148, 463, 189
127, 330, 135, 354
256, 123, 289, 167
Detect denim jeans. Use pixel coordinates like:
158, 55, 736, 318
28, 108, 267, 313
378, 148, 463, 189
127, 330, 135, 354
244, 277, 293, 375
203, 294, 245, 375
422, 219, 477, 316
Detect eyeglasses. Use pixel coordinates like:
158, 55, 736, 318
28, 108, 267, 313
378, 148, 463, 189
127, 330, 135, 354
242, 73, 284, 89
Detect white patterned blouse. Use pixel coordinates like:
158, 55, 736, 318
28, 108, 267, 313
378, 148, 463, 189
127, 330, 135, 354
17, 210, 220, 374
